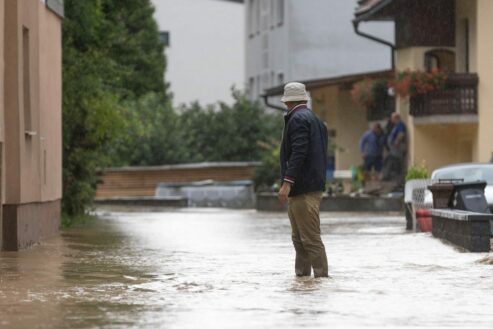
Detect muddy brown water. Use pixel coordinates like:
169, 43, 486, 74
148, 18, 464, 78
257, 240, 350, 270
1, 208, 493, 328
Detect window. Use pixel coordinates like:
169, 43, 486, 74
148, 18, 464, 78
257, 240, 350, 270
248, 0, 256, 37
276, 0, 284, 26
278, 73, 284, 85
256, 0, 261, 34
23, 26, 32, 134
256, 76, 261, 98
424, 49, 455, 72
270, 0, 276, 29
464, 19, 470, 73
248, 77, 255, 99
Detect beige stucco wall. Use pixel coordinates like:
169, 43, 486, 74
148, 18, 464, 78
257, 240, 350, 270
310, 85, 368, 171
0, 2, 4, 145
4, 0, 62, 205
476, 0, 493, 162
4, 0, 22, 204
38, 5, 62, 201
335, 90, 368, 170
395, 45, 478, 171
413, 124, 477, 171
395, 47, 428, 168
456, 0, 477, 73
0, 0, 4, 247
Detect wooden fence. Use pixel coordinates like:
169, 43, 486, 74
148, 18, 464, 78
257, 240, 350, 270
96, 162, 259, 199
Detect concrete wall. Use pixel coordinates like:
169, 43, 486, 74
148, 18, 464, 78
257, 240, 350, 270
246, 0, 393, 100
476, 0, 493, 162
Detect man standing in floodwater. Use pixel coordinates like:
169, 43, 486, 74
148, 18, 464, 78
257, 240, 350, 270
278, 82, 329, 278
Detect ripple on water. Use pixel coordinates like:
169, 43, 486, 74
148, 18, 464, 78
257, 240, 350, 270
2, 209, 493, 328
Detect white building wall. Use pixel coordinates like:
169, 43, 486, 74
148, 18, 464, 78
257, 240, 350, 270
246, 0, 394, 100
152, 0, 245, 106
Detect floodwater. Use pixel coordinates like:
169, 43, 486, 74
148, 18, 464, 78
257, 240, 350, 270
2, 209, 493, 329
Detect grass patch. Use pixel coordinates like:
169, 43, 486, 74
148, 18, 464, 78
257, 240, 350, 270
61, 212, 98, 229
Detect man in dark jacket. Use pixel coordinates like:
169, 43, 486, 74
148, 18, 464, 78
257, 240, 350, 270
278, 82, 329, 278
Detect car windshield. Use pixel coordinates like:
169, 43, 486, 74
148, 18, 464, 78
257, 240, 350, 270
433, 166, 493, 185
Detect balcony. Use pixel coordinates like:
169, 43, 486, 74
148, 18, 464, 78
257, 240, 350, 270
410, 73, 479, 117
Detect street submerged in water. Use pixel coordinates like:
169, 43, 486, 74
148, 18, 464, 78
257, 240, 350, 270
2, 208, 493, 328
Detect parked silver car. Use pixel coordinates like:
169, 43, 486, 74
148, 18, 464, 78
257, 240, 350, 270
425, 163, 493, 208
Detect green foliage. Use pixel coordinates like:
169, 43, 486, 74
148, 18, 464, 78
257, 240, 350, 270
110, 93, 186, 166
406, 161, 430, 181
62, 0, 282, 222
62, 0, 168, 222
254, 140, 281, 191
178, 90, 283, 163
101, 0, 169, 98
350, 79, 389, 107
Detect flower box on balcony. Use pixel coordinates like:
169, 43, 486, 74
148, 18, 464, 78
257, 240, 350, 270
410, 73, 479, 117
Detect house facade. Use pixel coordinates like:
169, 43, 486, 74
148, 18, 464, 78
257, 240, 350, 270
1, 0, 63, 251
355, 0, 493, 171
246, 0, 393, 100
265, 70, 394, 173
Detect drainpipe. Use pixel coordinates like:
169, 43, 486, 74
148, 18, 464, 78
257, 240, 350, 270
262, 94, 286, 113
353, 20, 395, 69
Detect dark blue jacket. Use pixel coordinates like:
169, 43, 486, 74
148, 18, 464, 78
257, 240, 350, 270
280, 106, 328, 197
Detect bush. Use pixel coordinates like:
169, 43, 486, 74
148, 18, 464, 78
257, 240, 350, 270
406, 161, 429, 181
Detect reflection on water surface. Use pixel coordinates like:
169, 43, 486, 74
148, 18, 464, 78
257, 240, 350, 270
1, 209, 493, 328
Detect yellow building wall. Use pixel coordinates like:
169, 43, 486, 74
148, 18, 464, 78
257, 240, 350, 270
456, 0, 478, 73
310, 85, 368, 171
413, 124, 477, 172
395, 45, 478, 170
335, 89, 368, 170
395, 47, 429, 168
477, 0, 493, 162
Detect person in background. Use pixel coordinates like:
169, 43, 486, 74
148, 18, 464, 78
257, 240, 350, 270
359, 123, 384, 181
383, 114, 394, 153
387, 113, 408, 182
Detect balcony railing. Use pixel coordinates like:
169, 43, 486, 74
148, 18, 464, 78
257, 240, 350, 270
367, 95, 395, 121
410, 73, 479, 117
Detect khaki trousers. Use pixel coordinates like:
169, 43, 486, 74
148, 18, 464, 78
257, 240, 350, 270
288, 192, 328, 277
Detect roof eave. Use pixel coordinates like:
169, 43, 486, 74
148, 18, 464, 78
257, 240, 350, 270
353, 0, 395, 23
264, 69, 395, 97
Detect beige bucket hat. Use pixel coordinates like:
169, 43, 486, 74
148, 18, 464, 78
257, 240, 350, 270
281, 82, 310, 103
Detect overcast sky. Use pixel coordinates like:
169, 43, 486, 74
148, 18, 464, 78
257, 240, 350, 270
152, 0, 245, 106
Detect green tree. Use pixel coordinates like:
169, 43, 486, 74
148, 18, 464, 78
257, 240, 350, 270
101, 0, 169, 99
62, 0, 168, 221
111, 93, 186, 166
179, 90, 283, 163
